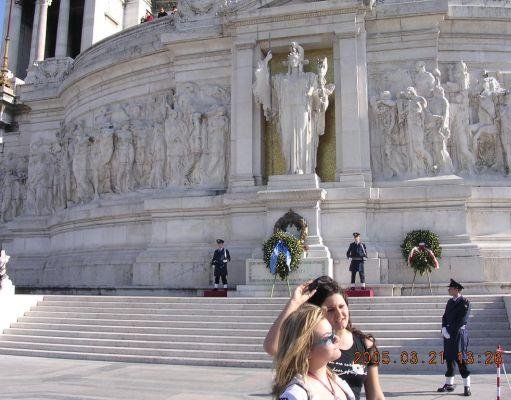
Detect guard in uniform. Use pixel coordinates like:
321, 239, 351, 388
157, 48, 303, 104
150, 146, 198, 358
211, 239, 230, 290
346, 232, 367, 290
437, 278, 471, 396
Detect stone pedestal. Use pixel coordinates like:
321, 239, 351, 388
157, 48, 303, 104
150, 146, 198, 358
237, 258, 332, 297
258, 174, 331, 258
238, 174, 333, 296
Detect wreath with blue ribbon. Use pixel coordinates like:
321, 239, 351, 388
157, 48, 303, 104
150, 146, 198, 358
262, 230, 303, 280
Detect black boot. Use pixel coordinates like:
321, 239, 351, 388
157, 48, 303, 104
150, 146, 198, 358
464, 386, 471, 396
437, 384, 454, 392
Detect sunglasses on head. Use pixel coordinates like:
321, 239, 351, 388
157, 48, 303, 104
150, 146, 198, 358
307, 276, 332, 292
312, 331, 336, 347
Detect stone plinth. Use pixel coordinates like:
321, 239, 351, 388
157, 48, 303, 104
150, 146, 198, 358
238, 257, 333, 297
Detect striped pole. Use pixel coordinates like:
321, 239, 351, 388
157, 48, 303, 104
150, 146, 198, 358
497, 345, 503, 400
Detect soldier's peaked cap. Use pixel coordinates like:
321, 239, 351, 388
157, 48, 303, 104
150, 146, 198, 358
448, 278, 464, 290
216, 239, 224, 244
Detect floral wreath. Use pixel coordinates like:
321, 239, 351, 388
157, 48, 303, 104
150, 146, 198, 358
273, 209, 308, 248
263, 230, 303, 281
401, 230, 442, 275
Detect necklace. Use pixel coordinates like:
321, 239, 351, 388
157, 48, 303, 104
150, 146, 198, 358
307, 371, 343, 400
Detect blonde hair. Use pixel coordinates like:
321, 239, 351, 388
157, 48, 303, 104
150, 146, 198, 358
272, 303, 326, 398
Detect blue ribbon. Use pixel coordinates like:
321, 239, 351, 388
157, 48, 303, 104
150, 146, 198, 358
270, 240, 292, 275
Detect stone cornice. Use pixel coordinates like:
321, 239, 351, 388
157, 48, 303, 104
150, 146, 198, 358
227, 7, 361, 29
257, 188, 327, 204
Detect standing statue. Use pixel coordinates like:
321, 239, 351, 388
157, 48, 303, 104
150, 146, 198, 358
253, 42, 333, 175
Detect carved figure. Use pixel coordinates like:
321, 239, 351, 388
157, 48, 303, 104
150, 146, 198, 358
90, 108, 115, 197
253, 42, 331, 175
310, 58, 335, 173
445, 61, 475, 174
1, 153, 17, 222
471, 74, 503, 172
253, 51, 273, 119
496, 90, 511, 174
72, 127, 92, 203
398, 87, 433, 176
149, 122, 167, 189
414, 61, 436, 99
112, 121, 135, 193
370, 91, 407, 177
0, 249, 11, 287
165, 110, 188, 186
426, 86, 454, 173
205, 107, 229, 184
27, 140, 53, 215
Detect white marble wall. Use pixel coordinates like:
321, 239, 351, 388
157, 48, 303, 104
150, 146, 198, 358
1, 0, 511, 290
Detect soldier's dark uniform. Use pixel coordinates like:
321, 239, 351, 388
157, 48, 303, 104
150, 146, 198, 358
346, 233, 367, 289
438, 279, 471, 396
211, 239, 230, 289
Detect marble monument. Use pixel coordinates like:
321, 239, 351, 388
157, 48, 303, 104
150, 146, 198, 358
0, 0, 510, 293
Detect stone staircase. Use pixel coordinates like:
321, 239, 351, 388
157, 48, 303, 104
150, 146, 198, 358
0, 295, 509, 372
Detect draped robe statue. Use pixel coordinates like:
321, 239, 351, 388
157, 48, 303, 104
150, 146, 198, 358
253, 42, 334, 175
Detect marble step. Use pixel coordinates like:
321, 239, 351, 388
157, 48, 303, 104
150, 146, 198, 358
365, 329, 511, 339
0, 344, 497, 372
16, 316, 273, 329
14, 316, 509, 331
0, 340, 272, 360
6, 327, 508, 341
1, 295, 507, 371
23, 311, 507, 324
3, 328, 265, 343
9, 322, 269, 336
35, 299, 505, 311
42, 296, 289, 304
29, 305, 505, 317
0, 334, 265, 351
2, 333, 506, 350
373, 337, 511, 346
0, 347, 273, 368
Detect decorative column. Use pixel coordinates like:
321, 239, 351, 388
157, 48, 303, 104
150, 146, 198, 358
334, 22, 372, 187
0, 0, 23, 77
34, 0, 52, 61
80, 0, 96, 53
29, 1, 40, 63
229, 41, 256, 190
55, 0, 70, 57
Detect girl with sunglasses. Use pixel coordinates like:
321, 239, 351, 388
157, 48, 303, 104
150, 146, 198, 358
273, 303, 355, 400
266, 276, 385, 400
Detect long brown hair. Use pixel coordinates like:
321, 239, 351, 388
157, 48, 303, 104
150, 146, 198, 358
307, 276, 376, 347
272, 303, 325, 399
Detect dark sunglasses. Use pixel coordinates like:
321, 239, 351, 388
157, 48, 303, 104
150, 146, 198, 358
313, 331, 336, 347
307, 276, 332, 292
